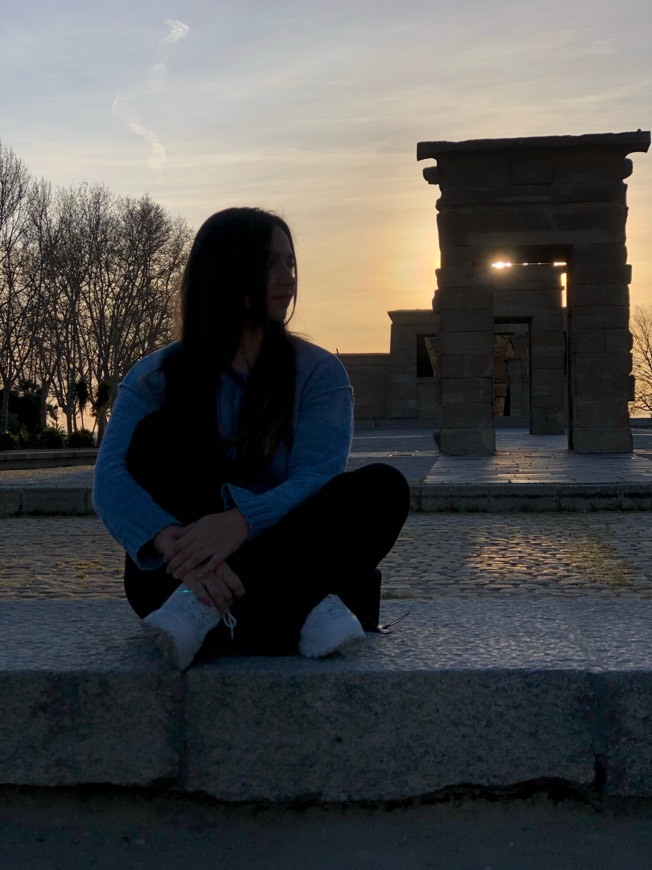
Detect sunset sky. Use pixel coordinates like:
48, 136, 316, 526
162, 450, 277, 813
2, 0, 651, 352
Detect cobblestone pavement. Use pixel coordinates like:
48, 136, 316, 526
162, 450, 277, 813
2, 511, 652, 601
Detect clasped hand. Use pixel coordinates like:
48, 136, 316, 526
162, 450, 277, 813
154, 510, 249, 613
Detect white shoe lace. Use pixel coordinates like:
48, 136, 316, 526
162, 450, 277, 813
223, 609, 237, 640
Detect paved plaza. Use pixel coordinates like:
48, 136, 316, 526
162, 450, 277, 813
1, 427, 651, 602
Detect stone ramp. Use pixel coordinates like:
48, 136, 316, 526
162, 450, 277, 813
2, 598, 652, 801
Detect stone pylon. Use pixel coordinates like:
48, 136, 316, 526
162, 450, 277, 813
417, 131, 650, 455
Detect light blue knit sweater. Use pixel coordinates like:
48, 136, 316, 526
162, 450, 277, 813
92, 337, 353, 570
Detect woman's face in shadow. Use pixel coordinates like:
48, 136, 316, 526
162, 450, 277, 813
266, 226, 296, 323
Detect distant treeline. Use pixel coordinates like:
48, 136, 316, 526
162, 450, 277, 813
0, 138, 191, 443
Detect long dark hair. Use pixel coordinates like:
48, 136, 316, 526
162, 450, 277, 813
161, 207, 297, 479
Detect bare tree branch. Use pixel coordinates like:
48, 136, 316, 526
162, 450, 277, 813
631, 305, 652, 416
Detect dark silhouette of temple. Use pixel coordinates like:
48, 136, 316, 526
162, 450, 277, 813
339, 132, 650, 455
417, 131, 650, 454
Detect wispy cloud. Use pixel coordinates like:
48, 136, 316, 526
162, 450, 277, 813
112, 18, 190, 170
128, 122, 166, 170
162, 18, 189, 46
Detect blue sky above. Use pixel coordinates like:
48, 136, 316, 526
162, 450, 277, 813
1, 0, 651, 350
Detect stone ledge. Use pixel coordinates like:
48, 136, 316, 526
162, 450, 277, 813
0, 449, 97, 470
0, 487, 93, 517
2, 599, 652, 801
3, 483, 652, 516
413, 483, 652, 512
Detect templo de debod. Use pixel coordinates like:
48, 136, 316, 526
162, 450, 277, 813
340, 131, 650, 455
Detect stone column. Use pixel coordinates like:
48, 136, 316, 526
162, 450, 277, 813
569, 260, 633, 452
434, 266, 495, 455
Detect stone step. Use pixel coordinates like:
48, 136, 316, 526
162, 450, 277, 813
3, 482, 652, 517
2, 598, 651, 802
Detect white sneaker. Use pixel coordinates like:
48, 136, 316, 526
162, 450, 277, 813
142, 586, 236, 669
299, 594, 365, 659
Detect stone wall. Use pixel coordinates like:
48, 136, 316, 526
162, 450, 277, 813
336, 353, 391, 420
338, 310, 439, 422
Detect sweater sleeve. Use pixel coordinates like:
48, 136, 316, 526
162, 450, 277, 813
221, 351, 353, 538
92, 353, 181, 569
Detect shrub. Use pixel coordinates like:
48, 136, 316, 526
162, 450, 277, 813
66, 428, 96, 448
0, 430, 19, 451
35, 426, 66, 448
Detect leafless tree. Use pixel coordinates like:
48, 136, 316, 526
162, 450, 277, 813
20, 177, 67, 430
0, 140, 33, 430
631, 305, 652, 417
0, 140, 191, 442
74, 188, 190, 442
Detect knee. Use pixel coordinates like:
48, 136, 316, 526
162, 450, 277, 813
353, 463, 410, 514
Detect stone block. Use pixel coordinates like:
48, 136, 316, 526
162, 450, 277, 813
435, 153, 511, 189
532, 409, 565, 435
440, 309, 495, 332
551, 150, 631, 184
495, 292, 562, 317
572, 400, 630, 428
571, 284, 629, 307
604, 329, 633, 353
576, 373, 634, 401
462, 289, 496, 310
183, 647, 592, 801
571, 351, 631, 376
472, 228, 623, 248
0, 601, 180, 787
440, 330, 494, 355
22, 487, 91, 516
598, 673, 652, 796
531, 376, 564, 398
532, 355, 566, 374
491, 273, 563, 293
531, 329, 565, 349
439, 246, 477, 267
510, 157, 553, 185
621, 485, 652, 510
571, 426, 633, 453
420, 485, 490, 511
438, 353, 494, 378
440, 181, 626, 207
487, 484, 560, 511
440, 377, 493, 404
440, 403, 494, 428
437, 286, 494, 310
435, 288, 464, 310
12, 597, 652, 802
557, 484, 623, 509
438, 203, 628, 249
572, 243, 627, 265
435, 266, 491, 288
571, 305, 629, 330
0, 488, 22, 517
562, 597, 652, 794
437, 427, 495, 455
573, 264, 632, 285
572, 329, 605, 353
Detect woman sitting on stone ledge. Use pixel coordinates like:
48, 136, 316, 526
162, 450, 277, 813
93, 207, 409, 669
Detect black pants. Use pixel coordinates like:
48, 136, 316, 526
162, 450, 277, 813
124, 416, 410, 655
